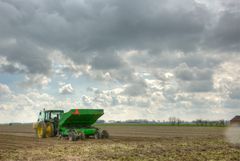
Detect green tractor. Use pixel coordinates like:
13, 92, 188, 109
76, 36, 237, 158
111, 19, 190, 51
33, 109, 109, 141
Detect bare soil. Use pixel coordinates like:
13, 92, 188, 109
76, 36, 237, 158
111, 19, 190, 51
0, 124, 240, 161
0, 124, 226, 137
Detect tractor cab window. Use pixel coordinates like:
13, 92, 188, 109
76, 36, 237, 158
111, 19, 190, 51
51, 112, 59, 120
44, 111, 63, 121
38, 111, 45, 121
45, 112, 51, 120
51, 111, 63, 120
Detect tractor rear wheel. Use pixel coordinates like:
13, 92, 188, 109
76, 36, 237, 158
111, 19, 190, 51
45, 122, 54, 137
36, 122, 46, 138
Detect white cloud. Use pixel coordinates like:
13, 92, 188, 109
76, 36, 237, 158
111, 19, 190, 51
0, 83, 11, 95
82, 95, 93, 106
59, 83, 74, 94
22, 74, 51, 88
0, 91, 55, 123
213, 57, 240, 110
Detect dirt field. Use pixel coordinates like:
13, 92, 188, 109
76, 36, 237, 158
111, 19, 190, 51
0, 124, 226, 137
0, 124, 240, 161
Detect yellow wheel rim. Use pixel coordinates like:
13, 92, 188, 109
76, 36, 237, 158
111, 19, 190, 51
37, 126, 43, 138
46, 123, 53, 137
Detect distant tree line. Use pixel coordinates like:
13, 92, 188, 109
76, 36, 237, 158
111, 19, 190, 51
96, 119, 161, 124
168, 117, 182, 126
192, 119, 227, 127
96, 117, 229, 127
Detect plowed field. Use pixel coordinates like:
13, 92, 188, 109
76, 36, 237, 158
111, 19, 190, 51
0, 124, 240, 161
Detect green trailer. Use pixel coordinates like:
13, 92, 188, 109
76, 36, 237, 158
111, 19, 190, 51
33, 109, 109, 141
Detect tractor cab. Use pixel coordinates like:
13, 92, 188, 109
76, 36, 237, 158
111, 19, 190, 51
38, 109, 64, 122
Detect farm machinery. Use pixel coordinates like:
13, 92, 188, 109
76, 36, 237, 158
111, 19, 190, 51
33, 109, 109, 141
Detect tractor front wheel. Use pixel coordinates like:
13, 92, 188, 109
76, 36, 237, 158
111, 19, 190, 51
36, 122, 46, 138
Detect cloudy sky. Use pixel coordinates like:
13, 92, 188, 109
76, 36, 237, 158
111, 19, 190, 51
0, 0, 240, 123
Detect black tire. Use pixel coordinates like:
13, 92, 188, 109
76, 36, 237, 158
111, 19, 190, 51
68, 132, 77, 141
79, 132, 86, 140
101, 130, 109, 139
94, 131, 101, 139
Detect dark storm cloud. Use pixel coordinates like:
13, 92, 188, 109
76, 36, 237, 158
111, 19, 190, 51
91, 53, 125, 70
0, 64, 25, 73
175, 64, 213, 81
0, 0, 212, 74
0, 40, 51, 74
127, 52, 222, 71
0, 0, 239, 75
229, 86, 240, 100
181, 80, 213, 92
122, 81, 147, 96
174, 63, 214, 93
224, 99, 240, 109
204, 1, 240, 52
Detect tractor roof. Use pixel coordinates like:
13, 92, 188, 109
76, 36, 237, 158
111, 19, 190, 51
45, 110, 64, 112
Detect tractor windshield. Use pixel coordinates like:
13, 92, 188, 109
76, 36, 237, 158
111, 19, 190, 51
50, 112, 61, 120
44, 110, 64, 121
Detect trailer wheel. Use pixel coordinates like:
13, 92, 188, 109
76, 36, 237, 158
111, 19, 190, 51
36, 122, 46, 138
101, 130, 109, 139
94, 131, 101, 139
68, 132, 77, 141
79, 132, 86, 140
